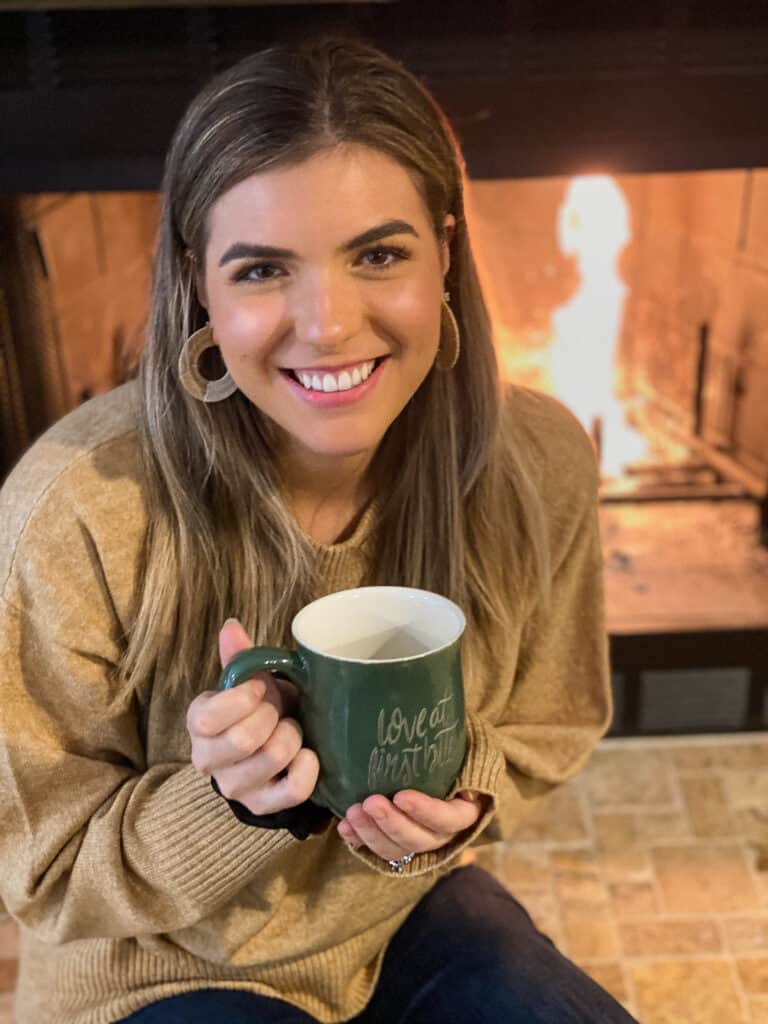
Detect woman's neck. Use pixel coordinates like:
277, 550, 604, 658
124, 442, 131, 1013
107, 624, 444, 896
279, 442, 375, 546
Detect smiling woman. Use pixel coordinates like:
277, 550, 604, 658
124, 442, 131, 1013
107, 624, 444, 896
194, 147, 451, 475
0, 33, 635, 1024
215, 214, 421, 397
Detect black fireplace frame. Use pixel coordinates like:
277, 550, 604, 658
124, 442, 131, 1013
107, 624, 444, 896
2, 0, 768, 192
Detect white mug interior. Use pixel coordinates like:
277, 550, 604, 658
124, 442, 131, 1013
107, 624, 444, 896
291, 586, 465, 662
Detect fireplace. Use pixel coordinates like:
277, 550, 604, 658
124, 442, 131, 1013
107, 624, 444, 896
2, 0, 768, 737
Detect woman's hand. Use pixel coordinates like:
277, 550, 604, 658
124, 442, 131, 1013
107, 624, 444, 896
337, 789, 488, 862
186, 619, 320, 815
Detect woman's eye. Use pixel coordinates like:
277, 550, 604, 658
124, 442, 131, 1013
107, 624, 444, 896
234, 262, 284, 283
232, 247, 408, 282
359, 246, 409, 269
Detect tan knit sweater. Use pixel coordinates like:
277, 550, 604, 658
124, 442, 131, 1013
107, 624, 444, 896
0, 381, 611, 1024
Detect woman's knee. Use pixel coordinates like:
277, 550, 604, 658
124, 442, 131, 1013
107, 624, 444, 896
405, 957, 636, 1024
392, 867, 637, 1023
422, 866, 557, 948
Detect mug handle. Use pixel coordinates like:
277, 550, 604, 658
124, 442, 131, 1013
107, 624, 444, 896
219, 646, 308, 694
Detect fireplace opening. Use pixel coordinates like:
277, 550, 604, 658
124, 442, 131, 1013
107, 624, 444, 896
2, 168, 767, 736
469, 169, 768, 736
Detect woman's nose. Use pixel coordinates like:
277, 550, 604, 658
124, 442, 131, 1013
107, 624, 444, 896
291, 272, 363, 349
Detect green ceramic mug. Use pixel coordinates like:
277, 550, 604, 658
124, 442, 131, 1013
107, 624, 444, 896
219, 586, 467, 819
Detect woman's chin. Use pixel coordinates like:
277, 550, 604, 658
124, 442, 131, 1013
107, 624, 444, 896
299, 438, 380, 462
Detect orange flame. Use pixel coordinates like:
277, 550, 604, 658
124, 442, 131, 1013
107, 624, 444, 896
546, 175, 647, 477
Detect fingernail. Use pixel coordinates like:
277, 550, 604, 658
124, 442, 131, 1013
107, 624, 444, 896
223, 617, 240, 626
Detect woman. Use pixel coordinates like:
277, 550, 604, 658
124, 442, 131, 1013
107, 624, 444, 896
0, 35, 637, 1024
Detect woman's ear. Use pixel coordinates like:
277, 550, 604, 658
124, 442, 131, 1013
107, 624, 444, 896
188, 251, 209, 310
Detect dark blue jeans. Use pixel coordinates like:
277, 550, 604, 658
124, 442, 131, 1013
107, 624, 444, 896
120, 866, 637, 1023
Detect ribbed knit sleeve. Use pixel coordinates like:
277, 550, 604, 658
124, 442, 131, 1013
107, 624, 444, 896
0, 436, 304, 944
0, 583, 300, 944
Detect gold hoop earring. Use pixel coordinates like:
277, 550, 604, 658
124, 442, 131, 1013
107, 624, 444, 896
178, 324, 237, 403
436, 291, 460, 371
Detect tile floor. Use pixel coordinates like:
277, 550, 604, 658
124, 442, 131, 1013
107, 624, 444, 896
471, 732, 768, 1023
0, 733, 766, 1023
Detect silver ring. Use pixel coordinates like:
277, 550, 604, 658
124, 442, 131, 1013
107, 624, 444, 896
388, 852, 416, 873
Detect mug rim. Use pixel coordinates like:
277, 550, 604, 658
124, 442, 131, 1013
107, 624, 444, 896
290, 585, 466, 664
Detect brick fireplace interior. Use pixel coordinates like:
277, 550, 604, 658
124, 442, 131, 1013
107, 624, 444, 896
2, 0, 768, 737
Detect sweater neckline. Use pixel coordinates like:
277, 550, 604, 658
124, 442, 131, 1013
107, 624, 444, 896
303, 499, 378, 556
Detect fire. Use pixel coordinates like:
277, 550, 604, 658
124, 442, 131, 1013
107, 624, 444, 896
546, 175, 648, 477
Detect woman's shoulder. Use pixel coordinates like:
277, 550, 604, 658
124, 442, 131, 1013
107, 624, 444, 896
500, 382, 599, 509
1, 380, 143, 514
0, 381, 147, 600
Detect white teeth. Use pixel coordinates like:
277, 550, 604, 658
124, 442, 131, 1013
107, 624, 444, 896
291, 358, 381, 393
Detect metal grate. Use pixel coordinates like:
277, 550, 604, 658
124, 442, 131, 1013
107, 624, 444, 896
0, 13, 31, 90
639, 667, 751, 732
687, 0, 768, 29
3, 2, 766, 94
3, 1, 768, 188
609, 629, 768, 737
49, 9, 206, 87
529, 1, 666, 32
681, 30, 768, 75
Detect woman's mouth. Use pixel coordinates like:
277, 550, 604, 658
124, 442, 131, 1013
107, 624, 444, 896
280, 356, 388, 394
278, 355, 390, 406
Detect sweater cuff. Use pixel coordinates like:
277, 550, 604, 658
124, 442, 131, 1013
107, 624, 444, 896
210, 776, 333, 840
128, 764, 298, 912
345, 711, 503, 878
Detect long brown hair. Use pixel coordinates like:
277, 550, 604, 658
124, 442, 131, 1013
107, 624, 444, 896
123, 35, 550, 693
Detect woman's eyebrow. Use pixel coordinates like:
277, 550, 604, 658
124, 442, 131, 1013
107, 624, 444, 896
218, 219, 419, 267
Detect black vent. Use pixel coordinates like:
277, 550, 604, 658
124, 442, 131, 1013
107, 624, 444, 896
521, 31, 667, 80
0, 13, 31, 90
529, 1, 666, 32
681, 30, 768, 75
688, 0, 768, 29
3, 0, 768, 190
213, 4, 368, 65
50, 9, 199, 88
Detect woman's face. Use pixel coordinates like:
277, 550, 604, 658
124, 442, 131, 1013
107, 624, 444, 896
199, 145, 453, 468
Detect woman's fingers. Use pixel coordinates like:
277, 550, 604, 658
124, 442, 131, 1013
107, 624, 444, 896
210, 717, 302, 798
340, 798, 439, 860
391, 789, 484, 834
244, 716, 303, 781
217, 744, 320, 815
216, 619, 295, 718
188, 676, 269, 738
218, 617, 253, 667
338, 791, 486, 861
187, 618, 317, 817
273, 746, 320, 809
191, 698, 282, 773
